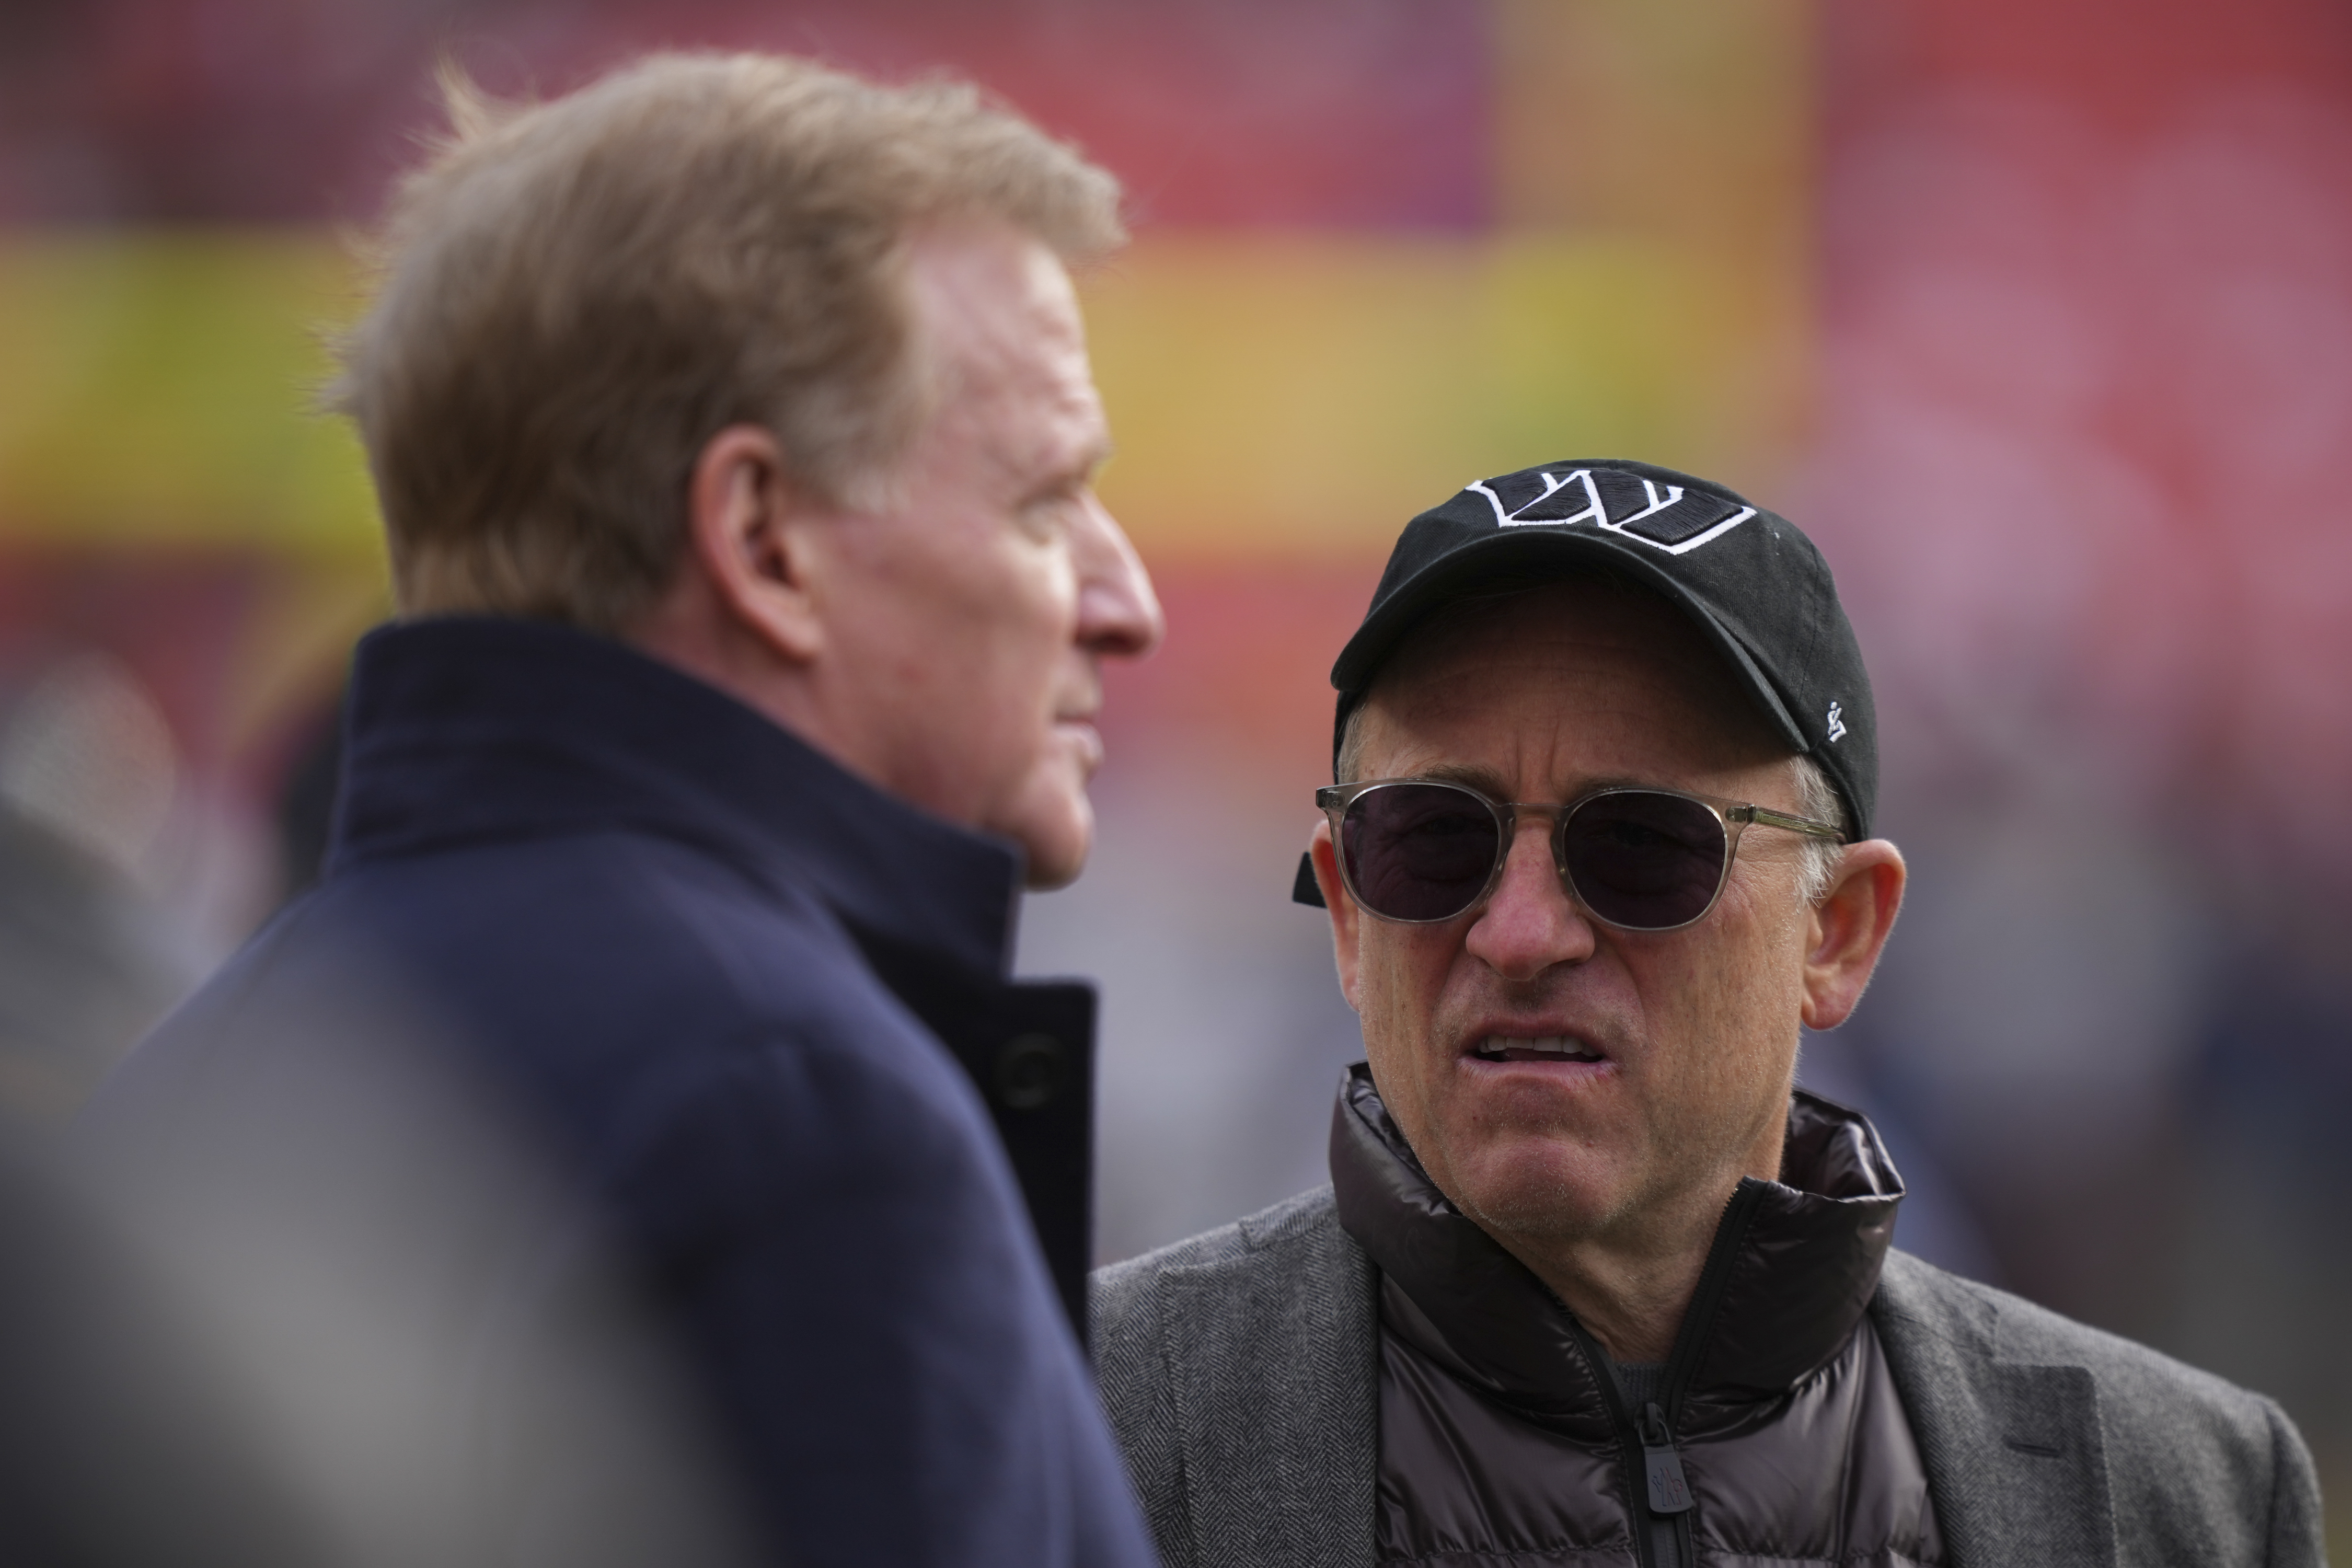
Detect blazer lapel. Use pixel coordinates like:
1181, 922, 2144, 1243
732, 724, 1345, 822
1162, 1203, 1380, 1568
1873, 1251, 2117, 1568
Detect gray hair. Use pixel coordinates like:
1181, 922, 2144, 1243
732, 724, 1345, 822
1792, 753, 1851, 907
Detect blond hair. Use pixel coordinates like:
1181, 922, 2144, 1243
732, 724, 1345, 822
331, 53, 1124, 631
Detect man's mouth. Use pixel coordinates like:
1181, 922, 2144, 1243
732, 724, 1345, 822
1470, 1035, 1606, 1065
1053, 716, 1104, 773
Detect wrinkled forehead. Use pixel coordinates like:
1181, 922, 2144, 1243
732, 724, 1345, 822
896, 221, 1108, 485
905, 222, 1088, 378
1358, 576, 1786, 768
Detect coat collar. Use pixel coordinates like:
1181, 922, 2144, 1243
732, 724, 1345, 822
332, 616, 1025, 979
1870, 1251, 2119, 1568
1329, 1063, 1904, 1433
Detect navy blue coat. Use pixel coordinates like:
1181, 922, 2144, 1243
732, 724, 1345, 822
80, 618, 1156, 1568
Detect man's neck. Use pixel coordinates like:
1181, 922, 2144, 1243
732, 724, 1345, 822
1481, 1152, 1783, 1366
1510, 1228, 1713, 1365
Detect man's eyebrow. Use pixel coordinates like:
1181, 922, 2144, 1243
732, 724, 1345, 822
1412, 760, 1512, 797
1406, 763, 1671, 802
1019, 436, 1113, 499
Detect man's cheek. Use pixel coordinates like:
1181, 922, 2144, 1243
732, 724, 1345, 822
1357, 963, 1423, 1096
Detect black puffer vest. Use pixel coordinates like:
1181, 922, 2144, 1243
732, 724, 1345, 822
1331, 1066, 1943, 1568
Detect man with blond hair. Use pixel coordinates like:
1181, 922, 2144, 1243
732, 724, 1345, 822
84, 53, 1163, 1567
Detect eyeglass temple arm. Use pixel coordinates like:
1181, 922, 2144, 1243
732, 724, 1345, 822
1292, 850, 1329, 907
1300, 788, 1346, 906
1738, 804, 1847, 841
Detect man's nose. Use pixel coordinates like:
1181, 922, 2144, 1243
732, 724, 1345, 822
1463, 816, 1596, 982
1073, 494, 1165, 660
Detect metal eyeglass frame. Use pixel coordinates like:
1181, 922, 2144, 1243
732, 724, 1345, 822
1314, 777, 1847, 931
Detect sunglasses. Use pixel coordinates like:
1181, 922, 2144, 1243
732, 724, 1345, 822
1317, 778, 1844, 931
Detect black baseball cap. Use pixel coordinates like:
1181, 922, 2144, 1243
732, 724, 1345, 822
1294, 457, 1875, 908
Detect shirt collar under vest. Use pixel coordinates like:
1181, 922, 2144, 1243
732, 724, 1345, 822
332, 616, 1025, 980
1329, 1063, 1905, 1435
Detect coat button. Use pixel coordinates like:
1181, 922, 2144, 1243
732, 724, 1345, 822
995, 1033, 1065, 1111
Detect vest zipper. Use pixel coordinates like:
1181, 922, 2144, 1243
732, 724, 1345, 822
1639, 1400, 1696, 1568
1639, 1400, 1692, 1512
1561, 1178, 1768, 1568
1561, 1312, 1661, 1568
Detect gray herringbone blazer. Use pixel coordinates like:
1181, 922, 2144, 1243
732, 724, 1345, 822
1091, 1187, 2324, 1568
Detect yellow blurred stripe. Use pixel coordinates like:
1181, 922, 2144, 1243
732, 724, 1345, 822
0, 225, 1804, 567
1084, 231, 1808, 562
0, 231, 382, 560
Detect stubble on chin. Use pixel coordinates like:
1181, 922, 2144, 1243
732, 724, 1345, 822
1436, 1112, 1651, 1255
1394, 1020, 1632, 1244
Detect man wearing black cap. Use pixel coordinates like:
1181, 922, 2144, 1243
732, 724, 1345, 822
1090, 460, 2322, 1568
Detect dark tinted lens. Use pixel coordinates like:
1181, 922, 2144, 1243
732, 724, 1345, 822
1341, 784, 1502, 921
1561, 791, 1727, 929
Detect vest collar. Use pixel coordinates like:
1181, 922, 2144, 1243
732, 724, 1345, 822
1330, 1063, 1904, 1433
333, 616, 1025, 979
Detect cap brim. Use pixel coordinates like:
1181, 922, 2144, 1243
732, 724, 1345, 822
1329, 529, 1807, 753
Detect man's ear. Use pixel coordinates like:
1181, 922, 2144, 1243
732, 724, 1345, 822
1311, 820, 1364, 1011
686, 424, 826, 665
1800, 839, 1907, 1031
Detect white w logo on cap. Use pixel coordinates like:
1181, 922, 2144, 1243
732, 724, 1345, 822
1466, 468, 1756, 556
